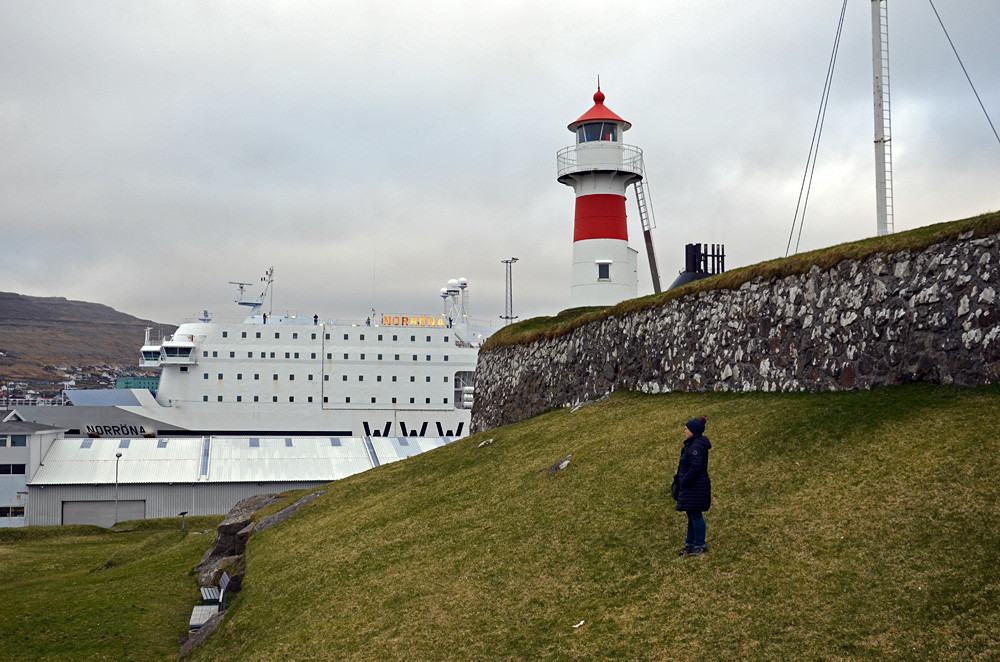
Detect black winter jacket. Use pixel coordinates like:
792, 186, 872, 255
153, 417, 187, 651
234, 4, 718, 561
675, 434, 711, 512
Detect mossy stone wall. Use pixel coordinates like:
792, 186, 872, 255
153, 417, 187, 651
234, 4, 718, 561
472, 231, 1000, 431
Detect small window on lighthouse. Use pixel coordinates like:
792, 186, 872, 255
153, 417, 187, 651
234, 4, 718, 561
597, 263, 611, 280
579, 122, 618, 143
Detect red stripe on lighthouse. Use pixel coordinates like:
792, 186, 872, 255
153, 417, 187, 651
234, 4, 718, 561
573, 194, 628, 242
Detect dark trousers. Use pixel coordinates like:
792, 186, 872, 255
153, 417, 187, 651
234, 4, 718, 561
685, 511, 706, 548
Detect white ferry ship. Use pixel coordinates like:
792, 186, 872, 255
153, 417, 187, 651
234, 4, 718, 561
14, 271, 495, 439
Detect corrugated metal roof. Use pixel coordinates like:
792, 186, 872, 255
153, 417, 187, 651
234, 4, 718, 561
206, 437, 375, 482
29, 435, 453, 486
370, 436, 452, 464
30, 437, 203, 485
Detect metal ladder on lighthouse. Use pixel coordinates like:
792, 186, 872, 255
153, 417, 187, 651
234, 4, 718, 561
633, 179, 662, 293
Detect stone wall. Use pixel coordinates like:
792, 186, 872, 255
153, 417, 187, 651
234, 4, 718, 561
472, 231, 1000, 432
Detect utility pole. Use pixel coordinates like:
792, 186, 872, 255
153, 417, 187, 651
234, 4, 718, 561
500, 258, 519, 325
114, 452, 122, 527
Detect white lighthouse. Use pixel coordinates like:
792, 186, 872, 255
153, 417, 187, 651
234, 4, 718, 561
557, 86, 643, 308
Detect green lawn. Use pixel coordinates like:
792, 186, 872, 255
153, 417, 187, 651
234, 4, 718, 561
182, 385, 1000, 661
2, 386, 997, 660
0, 516, 221, 661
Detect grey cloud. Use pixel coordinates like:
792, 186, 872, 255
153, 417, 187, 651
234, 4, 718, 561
1, 1, 997, 326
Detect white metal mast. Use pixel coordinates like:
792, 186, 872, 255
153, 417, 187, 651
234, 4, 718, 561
871, 0, 894, 236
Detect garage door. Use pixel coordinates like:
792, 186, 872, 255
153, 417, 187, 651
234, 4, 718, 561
61, 500, 146, 527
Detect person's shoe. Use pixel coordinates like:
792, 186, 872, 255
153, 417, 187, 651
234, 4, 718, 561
677, 546, 693, 557
687, 546, 707, 557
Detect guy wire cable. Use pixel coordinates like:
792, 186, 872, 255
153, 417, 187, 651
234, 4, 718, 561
785, 0, 849, 257
927, 0, 1000, 147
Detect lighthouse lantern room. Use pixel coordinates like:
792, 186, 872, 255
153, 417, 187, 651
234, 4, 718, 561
557, 87, 644, 308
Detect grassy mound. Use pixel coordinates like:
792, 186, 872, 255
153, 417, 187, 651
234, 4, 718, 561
482, 210, 1000, 351
180, 384, 1000, 660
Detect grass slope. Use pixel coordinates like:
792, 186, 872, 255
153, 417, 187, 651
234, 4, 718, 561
182, 385, 1000, 661
0, 516, 222, 661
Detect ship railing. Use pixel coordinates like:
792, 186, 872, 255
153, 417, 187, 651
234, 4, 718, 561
174, 312, 499, 335
0, 395, 66, 407
179, 313, 376, 328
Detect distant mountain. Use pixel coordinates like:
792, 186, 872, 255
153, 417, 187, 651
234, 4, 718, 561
0, 292, 175, 382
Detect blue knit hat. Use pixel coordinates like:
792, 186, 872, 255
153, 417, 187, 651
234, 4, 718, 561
686, 417, 707, 435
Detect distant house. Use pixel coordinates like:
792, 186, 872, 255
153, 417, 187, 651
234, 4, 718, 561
115, 376, 160, 397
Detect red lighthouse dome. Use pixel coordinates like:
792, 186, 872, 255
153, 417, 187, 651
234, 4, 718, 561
567, 88, 632, 132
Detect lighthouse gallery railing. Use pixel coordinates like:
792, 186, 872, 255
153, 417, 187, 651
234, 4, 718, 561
556, 143, 645, 179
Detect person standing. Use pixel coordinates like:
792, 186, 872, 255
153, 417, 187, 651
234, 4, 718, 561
675, 416, 711, 556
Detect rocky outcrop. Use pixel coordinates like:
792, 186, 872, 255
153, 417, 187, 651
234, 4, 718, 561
473, 231, 1000, 431
196, 493, 281, 586
181, 490, 326, 657
195, 491, 327, 586
254, 490, 325, 534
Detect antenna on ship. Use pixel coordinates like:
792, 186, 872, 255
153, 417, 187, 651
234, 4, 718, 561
441, 277, 471, 326
229, 281, 254, 303
262, 266, 274, 316
457, 277, 469, 319
230, 266, 274, 318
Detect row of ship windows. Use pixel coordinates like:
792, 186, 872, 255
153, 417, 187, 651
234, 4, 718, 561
219, 331, 449, 343
201, 395, 448, 404
202, 351, 449, 362
203, 373, 449, 383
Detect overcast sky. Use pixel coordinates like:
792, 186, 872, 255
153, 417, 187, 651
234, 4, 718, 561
2, 1, 998, 330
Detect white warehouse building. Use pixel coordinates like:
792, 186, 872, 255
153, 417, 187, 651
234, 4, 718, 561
2, 412, 453, 528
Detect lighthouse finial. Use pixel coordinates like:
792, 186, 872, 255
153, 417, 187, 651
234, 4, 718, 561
594, 76, 605, 104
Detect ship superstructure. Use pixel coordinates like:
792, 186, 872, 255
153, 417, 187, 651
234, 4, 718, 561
17, 272, 492, 438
